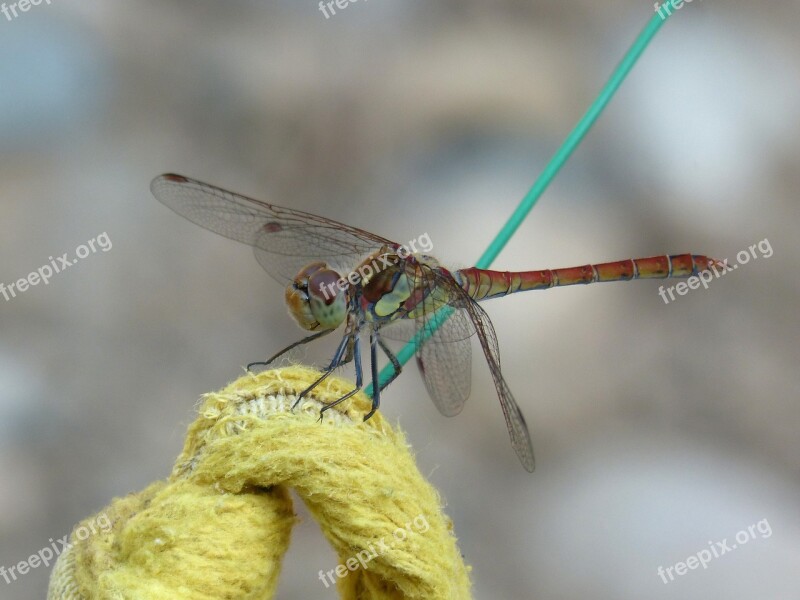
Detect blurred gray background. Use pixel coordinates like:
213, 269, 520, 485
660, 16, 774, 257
1, 0, 799, 598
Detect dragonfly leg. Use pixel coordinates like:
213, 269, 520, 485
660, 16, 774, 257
292, 332, 350, 411
376, 337, 402, 393
247, 329, 332, 371
364, 331, 383, 421
337, 335, 357, 368
319, 334, 363, 418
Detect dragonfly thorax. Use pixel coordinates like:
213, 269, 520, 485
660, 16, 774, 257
285, 262, 348, 331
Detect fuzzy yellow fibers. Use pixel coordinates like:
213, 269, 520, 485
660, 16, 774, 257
48, 366, 472, 599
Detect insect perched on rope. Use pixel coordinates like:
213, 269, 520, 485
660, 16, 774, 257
152, 173, 721, 471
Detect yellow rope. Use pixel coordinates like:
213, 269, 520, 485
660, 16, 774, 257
48, 366, 472, 599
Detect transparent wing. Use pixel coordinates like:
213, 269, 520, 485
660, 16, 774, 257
397, 262, 470, 416
413, 265, 534, 471
462, 295, 535, 471
379, 309, 476, 343
379, 262, 476, 344
400, 263, 534, 470
150, 173, 396, 283
414, 307, 473, 417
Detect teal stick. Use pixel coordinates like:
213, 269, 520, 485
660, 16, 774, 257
366, 11, 670, 398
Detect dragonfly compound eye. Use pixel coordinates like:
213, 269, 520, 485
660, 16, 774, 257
285, 263, 346, 331
307, 268, 347, 330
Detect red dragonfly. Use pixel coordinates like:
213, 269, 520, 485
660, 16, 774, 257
151, 173, 720, 471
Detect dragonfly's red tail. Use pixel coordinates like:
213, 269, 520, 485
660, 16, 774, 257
457, 254, 724, 301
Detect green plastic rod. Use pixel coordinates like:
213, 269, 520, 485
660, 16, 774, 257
367, 11, 671, 398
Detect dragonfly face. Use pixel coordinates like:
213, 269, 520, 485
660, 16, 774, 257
287, 250, 414, 332
285, 262, 348, 331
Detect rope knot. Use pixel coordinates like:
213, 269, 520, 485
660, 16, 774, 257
48, 366, 472, 599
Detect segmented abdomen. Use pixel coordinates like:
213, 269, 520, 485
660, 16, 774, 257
457, 254, 720, 301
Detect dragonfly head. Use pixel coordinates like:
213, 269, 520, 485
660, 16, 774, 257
285, 262, 347, 331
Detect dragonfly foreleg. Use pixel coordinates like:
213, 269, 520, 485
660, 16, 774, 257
319, 333, 363, 418
247, 329, 333, 372
293, 331, 351, 410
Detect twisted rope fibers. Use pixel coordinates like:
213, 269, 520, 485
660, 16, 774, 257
48, 367, 471, 599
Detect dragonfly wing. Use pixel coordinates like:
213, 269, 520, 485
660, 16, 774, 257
151, 174, 395, 284
404, 263, 533, 469
380, 263, 476, 344
379, 309, 476, 343
457, 286, 536, 472
402, 263, 474, 416
414, 308, 473, 417
376, 319, 417, 343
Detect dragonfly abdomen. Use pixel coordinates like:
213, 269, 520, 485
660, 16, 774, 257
457, 254, 720, 300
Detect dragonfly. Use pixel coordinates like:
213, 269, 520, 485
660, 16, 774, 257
151, 173, 721, 472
